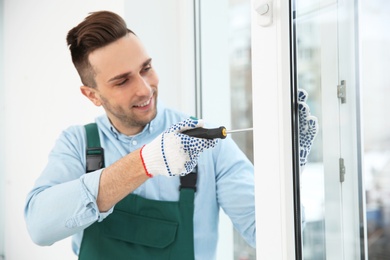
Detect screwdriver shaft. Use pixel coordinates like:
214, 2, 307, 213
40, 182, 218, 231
225, 127, 253, 134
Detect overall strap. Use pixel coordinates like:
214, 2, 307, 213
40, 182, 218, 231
84, 123, 105, 173
180, 167, 197, 192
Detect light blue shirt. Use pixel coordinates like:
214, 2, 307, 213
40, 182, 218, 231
24, 103, 255, 259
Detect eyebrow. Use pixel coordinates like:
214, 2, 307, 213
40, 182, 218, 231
107, 58, 153, 83
107, 72, 131, 83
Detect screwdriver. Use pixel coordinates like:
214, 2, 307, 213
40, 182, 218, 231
182, 126, 253, 139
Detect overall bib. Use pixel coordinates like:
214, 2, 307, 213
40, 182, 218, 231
78, 123, 196, 260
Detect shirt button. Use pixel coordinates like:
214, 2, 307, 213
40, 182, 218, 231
132, 140, 138, 146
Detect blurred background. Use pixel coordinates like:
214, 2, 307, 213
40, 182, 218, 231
1, 0, 389, 259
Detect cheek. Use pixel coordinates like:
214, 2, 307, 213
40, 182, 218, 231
154, 74, 159, 85
147, 71, 159, 86
99, 90, 126, 106
115, 92, 134, 105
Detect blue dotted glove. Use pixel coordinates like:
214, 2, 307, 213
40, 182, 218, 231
298, 89, 318, 167
140, 118, 218, 177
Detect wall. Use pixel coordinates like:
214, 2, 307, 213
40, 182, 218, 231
1, 1, 192, 259
2, 2, 124, 259
124, 1, 196, 116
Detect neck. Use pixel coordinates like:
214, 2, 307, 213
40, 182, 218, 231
108, 118, 145, 136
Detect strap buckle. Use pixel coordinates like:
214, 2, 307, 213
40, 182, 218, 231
86, 147, 105, 173
179, 167, 197, 192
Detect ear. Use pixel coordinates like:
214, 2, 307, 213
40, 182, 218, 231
80, 86, 102, 106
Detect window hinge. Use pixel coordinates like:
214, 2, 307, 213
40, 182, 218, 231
339, 157, 346, 183
337, 80, 346, 104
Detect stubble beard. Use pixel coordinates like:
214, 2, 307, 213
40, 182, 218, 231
100, 93, 158, 130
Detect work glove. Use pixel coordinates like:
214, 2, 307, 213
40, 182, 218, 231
298, 89, 318, 167
140, 118, 218, 177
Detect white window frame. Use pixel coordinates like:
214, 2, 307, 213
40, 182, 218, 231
251, 0, 297, 259
0, 0, 5, 258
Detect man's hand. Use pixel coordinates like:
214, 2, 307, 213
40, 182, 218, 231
298, 89, 318, 167
140, 118, 218, 177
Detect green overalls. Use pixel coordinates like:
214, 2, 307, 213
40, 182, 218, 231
78, 123, 196, 260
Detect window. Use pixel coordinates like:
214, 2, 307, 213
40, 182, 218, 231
196, 0, 255, 258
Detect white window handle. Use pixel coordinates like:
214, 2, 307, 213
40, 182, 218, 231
253, 0, 273, 27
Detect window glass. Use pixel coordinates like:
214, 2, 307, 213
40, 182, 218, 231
294, 1, 326, 258
228, 2, 255, 259
197, 0, 254, 258
294, 0, 365, 258
360, 1, 390, 258
229, 0, 253, 163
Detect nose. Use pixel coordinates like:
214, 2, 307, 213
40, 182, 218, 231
134, 74, 152, 97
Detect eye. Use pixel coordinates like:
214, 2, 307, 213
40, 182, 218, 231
116, 78, 128, 86
143, 63, 152, 72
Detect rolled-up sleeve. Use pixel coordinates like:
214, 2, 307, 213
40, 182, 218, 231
24, 126, 113, 246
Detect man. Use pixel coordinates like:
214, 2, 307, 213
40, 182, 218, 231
24, 10, 316, 259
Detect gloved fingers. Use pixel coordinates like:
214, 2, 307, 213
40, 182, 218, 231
298, 88, 308, 103
175, 132, 219, 152
298, 102, 310, 120
141, 120, 217, 177
182, 161, 197, 176
298, 102, 310, 135
306, 115, 318, 138
299, 133, 313, 167
172, 132, 218, 175
297, 89, 319, 168
166, 118, 205, 133
299, 147, 309, 167
298, 116, 318, 167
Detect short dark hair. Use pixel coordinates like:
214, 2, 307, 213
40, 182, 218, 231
66, 11, 134, 87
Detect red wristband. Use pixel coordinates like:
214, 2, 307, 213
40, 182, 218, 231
140, 145, 153, 178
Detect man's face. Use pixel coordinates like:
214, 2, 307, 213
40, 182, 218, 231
87, 33, 159, 135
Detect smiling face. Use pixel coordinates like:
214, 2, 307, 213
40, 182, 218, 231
81, 33, 159, 136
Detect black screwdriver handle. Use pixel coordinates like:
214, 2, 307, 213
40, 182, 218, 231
181, 126, 227, 139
